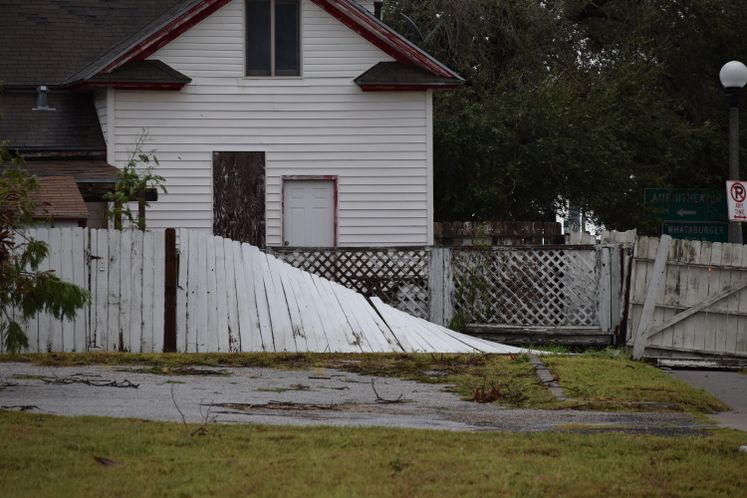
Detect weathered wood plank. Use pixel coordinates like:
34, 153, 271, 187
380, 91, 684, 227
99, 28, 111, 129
130, 230, 145, 353
328, 283, 375, 352
213, 236, 229, 352
185, 229, 199, 352
722, 243, 742, 354
141, 231, 155, 352
222, 238, 240, 352
309, 273, 357, 352
737, 245, 747, 355
72, 228, 87, 352
632, 235, 672, 359
58, 228, 75, 352
274, 260, 309, 352
285, 265, 326, 351
93, 230, 109, 350
107, 229, 122, 351
119, 230, 133, 352
45, 229, 62, 352
195, 231, 209, 352
704, 242, 724, 353
260, 252, 296, 352
176, 229, 189, 352
204, 232, 219, 352
243, 243, 272, 351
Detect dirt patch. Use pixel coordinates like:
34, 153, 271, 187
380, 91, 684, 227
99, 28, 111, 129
121, 366, 231, 377
208, 401, 357, 412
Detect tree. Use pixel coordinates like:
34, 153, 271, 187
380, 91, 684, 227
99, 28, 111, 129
384, 0, 747, 232
105, 134, 167, 231
0, 145, 89, 353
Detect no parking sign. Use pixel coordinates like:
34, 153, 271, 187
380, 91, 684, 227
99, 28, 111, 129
727, 180, 747, 221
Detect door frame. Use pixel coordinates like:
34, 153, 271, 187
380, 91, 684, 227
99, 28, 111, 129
281, 175, 338, 247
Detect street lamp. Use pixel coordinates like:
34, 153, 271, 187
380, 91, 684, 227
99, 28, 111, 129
720, 60, 747, 244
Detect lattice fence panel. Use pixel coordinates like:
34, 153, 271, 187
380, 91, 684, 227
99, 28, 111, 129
451, 247, 599, 327
267, 247, 430, 319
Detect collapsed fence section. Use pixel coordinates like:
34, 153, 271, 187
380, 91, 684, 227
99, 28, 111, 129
270, 244, 623, 344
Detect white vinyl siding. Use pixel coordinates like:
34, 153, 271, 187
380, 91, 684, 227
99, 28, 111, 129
111, 0, 430, 246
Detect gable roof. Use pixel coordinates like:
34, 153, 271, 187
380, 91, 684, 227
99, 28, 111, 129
311, 0, 462, 83
0, 0, 462, 89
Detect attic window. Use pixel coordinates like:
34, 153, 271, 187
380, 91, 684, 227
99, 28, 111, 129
246, 0, 300, 76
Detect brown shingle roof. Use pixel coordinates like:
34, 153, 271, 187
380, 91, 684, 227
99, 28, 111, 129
22, 159, 120, 182
30, 176, 89, 220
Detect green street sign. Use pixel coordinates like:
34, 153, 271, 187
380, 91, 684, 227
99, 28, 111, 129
644, 188, 727, 222
662, 222, 728, 242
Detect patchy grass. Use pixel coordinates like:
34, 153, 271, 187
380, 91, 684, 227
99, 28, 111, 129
1, 411, 746, 498
0, 351, 727, 412
542, 350, 728, 413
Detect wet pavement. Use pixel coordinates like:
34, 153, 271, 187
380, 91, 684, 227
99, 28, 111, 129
0, 362, 711, 433
667, 369, 747, 432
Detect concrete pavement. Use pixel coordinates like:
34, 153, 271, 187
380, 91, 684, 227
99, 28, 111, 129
668, 369, 747, 432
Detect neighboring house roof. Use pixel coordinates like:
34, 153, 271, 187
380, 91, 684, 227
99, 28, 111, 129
22, 159, 120, 183
30, 176, 89, 220
0, 91, 106, 153
0, 0, 186, 87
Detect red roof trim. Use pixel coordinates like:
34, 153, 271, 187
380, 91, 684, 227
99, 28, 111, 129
310, 0, 460, 80
99, 0, 232, 75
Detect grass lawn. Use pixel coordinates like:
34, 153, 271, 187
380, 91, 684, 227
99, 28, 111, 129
1, 351, 727, 413
1, 411, 746, 498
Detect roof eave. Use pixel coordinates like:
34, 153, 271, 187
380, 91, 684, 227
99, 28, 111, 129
357, 82, 465, 91
63, 0, 231, 85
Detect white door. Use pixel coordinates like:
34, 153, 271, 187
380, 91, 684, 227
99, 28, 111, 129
283, 180, 335, 247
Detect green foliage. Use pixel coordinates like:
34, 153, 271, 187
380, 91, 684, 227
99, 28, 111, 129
105, 134, 166, 231
385, 0, 747, 232
0, 145, 89, 353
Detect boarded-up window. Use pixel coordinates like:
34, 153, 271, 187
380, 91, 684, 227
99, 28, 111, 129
213, 152, 266, 247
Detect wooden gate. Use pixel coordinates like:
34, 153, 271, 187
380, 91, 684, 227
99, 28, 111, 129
629, 235, 747, 359
213, 152, 266, 247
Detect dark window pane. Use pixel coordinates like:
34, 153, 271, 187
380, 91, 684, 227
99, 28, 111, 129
275, 0, 300, 76
246, 0, 271, 76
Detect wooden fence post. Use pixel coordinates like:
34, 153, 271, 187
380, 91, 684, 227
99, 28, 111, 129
164, 228, 177, 352
429, 248, 454, 326
632, 235, 672, 360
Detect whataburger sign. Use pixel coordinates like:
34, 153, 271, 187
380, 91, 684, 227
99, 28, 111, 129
727, 180, 747, 221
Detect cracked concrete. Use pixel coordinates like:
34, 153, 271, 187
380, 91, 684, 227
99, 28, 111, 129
0, 362, 711, 434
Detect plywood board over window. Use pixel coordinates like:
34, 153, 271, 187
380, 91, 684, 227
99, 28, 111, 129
213, 152, 266, 247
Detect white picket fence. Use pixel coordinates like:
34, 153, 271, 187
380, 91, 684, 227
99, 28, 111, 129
5, 228, 164, 353
6, 228, 524, 354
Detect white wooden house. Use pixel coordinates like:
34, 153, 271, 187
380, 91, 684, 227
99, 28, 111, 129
1, 0, 463, 247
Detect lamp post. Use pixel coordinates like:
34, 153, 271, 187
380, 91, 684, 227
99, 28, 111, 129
720, 60, 747, 244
